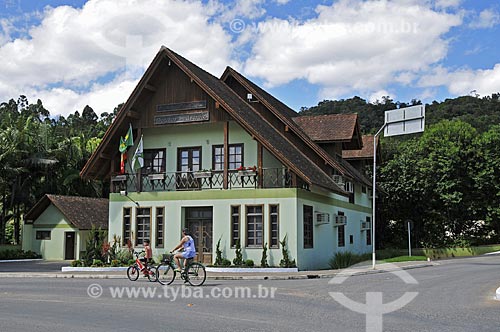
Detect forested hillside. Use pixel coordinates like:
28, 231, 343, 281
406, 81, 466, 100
0, 96, 118, 244
1, 93, 499, 248
300, 94, 500, 248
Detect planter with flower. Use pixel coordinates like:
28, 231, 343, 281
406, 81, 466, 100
193, 169, 213, 179
237, 165, 258, 177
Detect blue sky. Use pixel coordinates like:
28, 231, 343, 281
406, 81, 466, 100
0, 0, 499, 117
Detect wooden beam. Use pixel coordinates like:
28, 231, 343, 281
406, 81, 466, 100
99, 152, 112, 160
127, 110, 140, 119
215, 101, 220, 109
257, 142, 263, 188
285, 125, 289, 132
223, 121, 229, 190
145, 84, 157, 92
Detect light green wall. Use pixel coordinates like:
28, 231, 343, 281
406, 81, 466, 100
296, 191, 372, 270
132, 121, 259, 172
110, 187, 372, 270
26, 204, 81, 260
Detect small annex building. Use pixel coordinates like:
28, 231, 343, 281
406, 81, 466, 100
22, 195, 108, 260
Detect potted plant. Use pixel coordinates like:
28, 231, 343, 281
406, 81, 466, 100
193, 169, 212, 179
237, 165, 257, 177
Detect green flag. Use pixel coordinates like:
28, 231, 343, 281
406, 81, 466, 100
119, 124, 134, 153
132, 135, 144, 171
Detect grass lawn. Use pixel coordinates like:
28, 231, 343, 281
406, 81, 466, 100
382, 256, 428, 263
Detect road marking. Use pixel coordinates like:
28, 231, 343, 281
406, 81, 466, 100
495, 287, 500, 301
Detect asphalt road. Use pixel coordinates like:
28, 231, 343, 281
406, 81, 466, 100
0, 255, 498, 332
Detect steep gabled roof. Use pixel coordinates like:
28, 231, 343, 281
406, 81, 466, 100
25, 195, 108, 230
221, 67, 369, 186
167, 48, 342, 193
81, 47, 344, 193
292, 114, 359, 142
343, 135, 378, 160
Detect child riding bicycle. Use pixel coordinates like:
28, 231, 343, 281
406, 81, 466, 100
141, 239, 153, 276
171, 228, 196, 272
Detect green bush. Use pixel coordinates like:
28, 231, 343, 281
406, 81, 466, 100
117, 248, 133, 264
70, 260, 81, 267
110, 259, 120, 267
279, 235, 296, 268
215, 237, 224, 266
329, 251, 371, 269
127, 259, 136, 266
260, 243, 268, 267
0, 249, 41, 260
221, 258, 231, 266
244, 259, 254, 267
91, 259, 104, 267
233, 240, 243, 266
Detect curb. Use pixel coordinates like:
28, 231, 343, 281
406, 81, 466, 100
0, 262, 435, 280
0, 259, 44, 263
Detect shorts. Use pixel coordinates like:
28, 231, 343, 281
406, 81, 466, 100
182, 251, 196, 259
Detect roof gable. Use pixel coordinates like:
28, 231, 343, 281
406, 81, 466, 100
343, 135, 379, 160
221, 67, 369, 186
81, 47, 349, 193
25, 195, 108, 230
293, 114, 358, 142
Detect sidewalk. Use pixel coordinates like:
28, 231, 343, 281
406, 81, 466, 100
0, 261, 437, 280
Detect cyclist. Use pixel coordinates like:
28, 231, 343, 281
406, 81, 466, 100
171, 228, 196, 272
141, 239, 153, 276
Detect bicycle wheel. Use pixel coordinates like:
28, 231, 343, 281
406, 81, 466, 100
147, 266, 158, 282
127, 265, 139, 281
156, 263, 176, 285
185, 262, 206, 286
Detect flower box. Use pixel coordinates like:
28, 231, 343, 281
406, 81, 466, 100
193, 171, 212, 179
238, 169, 257, 177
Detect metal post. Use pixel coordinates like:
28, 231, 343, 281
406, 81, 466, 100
372, 124, 386, 270
408, 221, 412, 257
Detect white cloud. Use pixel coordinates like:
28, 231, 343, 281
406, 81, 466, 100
275, 0, 291, 4
434, 0, 462, 9
369, 89, 393, 104
244, 0, 462, 101
418, 64, 500, 97
469, 8, 500, 29
218, 0, 267, 21
29, 76, 138, 118
0, 0, 233, 116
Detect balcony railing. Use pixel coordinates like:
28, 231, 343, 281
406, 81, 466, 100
111, 168, 309, 193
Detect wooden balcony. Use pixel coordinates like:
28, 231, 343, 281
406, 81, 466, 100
111, 168, 309, 193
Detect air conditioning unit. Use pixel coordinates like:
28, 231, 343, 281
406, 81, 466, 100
360, 220, 371, 230
334, 215, 347, 226
332, 175, 345, 186
314, 212, 330, 226
344, 181, 354, 193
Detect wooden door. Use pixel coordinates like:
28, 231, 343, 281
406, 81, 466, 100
65, 232, 76, 260
186, 207, 213, 264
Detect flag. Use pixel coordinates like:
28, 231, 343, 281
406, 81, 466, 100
120, 153, 127, 174
132, 135, 144, 171
119, 124, 134, 153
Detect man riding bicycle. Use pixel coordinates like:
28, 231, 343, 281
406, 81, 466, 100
171, 228, 196, 272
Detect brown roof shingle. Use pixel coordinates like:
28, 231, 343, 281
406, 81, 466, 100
342, 135, 377, 160
293, 114, 358, 142
25, 195, 108, 230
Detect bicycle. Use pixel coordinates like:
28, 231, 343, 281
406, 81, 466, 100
156, 252, 206, 286
127, 251, 157, 282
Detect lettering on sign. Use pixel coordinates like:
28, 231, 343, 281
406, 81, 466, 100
157, 101, 207, 113
154, 111, 209, 125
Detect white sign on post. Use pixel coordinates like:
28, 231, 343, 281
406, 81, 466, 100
372, 104, 425, 269
384, 105, 425, 137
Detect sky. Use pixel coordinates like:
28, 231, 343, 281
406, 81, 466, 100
0, 0, 499, 117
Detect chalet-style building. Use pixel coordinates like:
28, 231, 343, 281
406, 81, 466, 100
22, 195, 108, 260
80, 47, 374, 270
